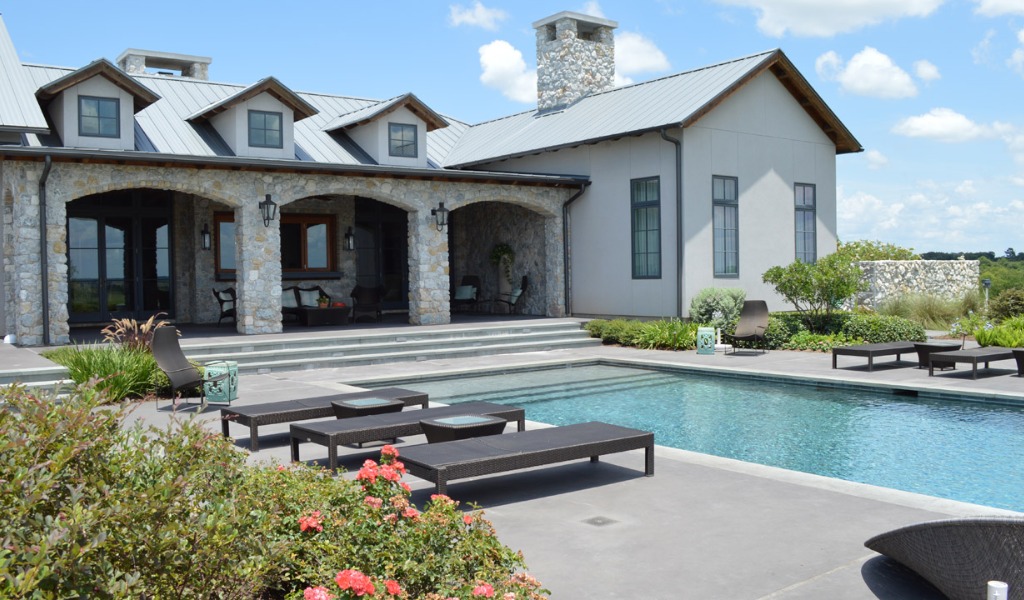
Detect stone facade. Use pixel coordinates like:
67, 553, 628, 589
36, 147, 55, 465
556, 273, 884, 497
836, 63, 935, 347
536, 14, 616, 112
854, 260, 980, 310
1, 158, 574, 345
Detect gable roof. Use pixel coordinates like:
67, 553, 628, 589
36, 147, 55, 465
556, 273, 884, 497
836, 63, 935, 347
323, 92, 448, 133
443, 49, 861, 169
187, 76, 318, 122
35, 58, 160, 113
0, 15, 48, 133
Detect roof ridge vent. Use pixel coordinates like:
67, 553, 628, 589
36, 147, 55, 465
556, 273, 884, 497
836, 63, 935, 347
116, 48, 211, 81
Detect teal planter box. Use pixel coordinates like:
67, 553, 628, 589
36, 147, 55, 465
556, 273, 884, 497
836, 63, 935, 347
203, 360, 238, 404
696, 327, 715, 355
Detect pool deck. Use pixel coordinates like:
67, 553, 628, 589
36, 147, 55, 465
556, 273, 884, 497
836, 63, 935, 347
43, 330, 1024, 599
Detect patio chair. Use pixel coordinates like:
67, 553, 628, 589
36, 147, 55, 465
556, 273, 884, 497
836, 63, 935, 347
452, 275, 481, 313
865, 517, 1024, 600
494, 275, 528, 314
151, 327, 228, 409
723, 300, 769, 353
351, 284, 384, 322
212, 287, 236, 326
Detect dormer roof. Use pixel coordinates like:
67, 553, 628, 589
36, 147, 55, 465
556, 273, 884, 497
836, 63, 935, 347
323, 92, 447, 133
35, 58, 160, 112
186, 76, 317, 123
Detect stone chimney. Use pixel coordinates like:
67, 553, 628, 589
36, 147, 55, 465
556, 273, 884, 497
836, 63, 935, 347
533, 11, 617, 112
116, 48, 212, 80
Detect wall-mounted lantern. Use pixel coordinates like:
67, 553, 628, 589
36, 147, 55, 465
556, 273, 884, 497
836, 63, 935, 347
259, 194, 277, 227
200, 223, 211, 250
431, 201, 449, 232
344, 226, 356, 251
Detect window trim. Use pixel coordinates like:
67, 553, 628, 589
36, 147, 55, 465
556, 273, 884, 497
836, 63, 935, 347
248, 109, 284, 149
795, 182, 816, 264
712, 175, 739, 278
388, 122, 418, 158
214, 212, 336, 275
78, 95, 120, 139
630, 176, 661, 280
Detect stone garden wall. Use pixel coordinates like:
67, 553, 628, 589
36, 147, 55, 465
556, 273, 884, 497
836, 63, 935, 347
854, 260, 980, 309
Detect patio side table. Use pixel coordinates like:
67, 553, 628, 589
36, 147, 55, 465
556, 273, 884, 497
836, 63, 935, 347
300, 306, 349, 326
912, 341, 962, 369
331, 397, 406, 419
419, 414, 508, 444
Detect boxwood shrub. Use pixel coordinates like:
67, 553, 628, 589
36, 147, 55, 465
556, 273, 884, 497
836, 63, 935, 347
841, 313, 926, 343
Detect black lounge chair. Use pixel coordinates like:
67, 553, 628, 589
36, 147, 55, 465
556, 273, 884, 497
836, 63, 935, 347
865, 517, 1024, 600
832, 341, 916, 371
290, 401, 526, 470
212, 287, 236, 326
452, 275, 482, 313
1014, 348, 1024, 376
723, 300, 768, 354
351, 284, 385, 322
928, 346, 1017, 379
152, 327, 229, 409
400, 421, 655, 495
494, 275, 528, 314
221, 387, 428, 451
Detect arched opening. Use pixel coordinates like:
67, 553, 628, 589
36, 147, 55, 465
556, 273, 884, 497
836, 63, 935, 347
354, 197, 409, 315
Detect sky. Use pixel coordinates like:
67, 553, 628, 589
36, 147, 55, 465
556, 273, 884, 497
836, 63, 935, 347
3, 0, 1024, 254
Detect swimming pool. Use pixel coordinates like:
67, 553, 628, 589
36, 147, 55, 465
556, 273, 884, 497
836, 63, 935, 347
382, 364, 1024, 512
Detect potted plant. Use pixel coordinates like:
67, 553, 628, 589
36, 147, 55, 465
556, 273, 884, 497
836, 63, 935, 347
489, 243, 515, 294
317, 294, 330, 308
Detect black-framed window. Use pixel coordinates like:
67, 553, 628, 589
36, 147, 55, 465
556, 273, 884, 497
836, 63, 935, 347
631, 177, 661, 279
215, 212, 335, 274
248, 110, 283, 148
795, 183, 816, 263
79, 96, 119, 138
713, 175, 739, 277
388, 123, 417, 158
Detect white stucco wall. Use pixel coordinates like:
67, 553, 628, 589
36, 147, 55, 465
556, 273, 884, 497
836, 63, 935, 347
210, 92, 295, 160
347, 106, 429, 169
48, 77, 136, 151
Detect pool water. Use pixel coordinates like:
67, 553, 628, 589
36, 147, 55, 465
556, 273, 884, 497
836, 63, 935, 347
390, 365, 1024, 512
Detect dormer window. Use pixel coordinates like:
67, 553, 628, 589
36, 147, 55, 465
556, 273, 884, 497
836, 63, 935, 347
248, 110, 283, 148
388, 122, 417, 158
79, 96, 120, 138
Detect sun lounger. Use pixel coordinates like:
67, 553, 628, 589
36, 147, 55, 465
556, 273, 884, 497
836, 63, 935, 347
1013, 348, 1024, 376
831, 341, 916, 371
400, 421, 655, 495
221, 387, 428, 451
290, 401, 526, 470
865, 517, 1024, 600
928, 347, 1016, 379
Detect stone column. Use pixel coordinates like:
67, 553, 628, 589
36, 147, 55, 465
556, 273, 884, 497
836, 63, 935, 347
235, 198, 282, 334
543, 215, 566, 317
408, 206, 449, 325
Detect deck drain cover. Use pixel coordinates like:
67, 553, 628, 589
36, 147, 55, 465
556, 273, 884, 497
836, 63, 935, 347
582, 516, 617, 527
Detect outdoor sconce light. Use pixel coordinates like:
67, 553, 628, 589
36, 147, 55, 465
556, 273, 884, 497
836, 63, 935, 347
259, 193, 277, 227
431, 201, 449, 232
200, 223, 211, 251
344, 226, 356, 251
983, 278, 992, 306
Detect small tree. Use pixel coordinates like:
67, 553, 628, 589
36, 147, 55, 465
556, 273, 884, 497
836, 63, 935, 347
837, 239, 919, 261
762, 253, 866, 333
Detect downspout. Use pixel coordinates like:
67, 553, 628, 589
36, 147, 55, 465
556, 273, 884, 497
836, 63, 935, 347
39, 155, 52, 345
660, 128, 684, 318
561, 182, 590, 316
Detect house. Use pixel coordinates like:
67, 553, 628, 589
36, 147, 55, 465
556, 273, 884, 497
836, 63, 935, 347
0, 10, 859, 345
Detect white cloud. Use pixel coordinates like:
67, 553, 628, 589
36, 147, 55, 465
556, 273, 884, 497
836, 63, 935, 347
914, 59, 941, 81
955, 180, 978, 195
865, 149, 888, 169
892, 108, 1011, 142
816, 47, 917, 98
614, 31, 671, 86
837, 188, 904, 232
973, 30, 996, 64
449, 2, 508, 30
579, 1, 606, 18
1008, 29, 1024, 75
713, 0, 944, 37
478, 40, 536, 103
973, 0, 1024, 16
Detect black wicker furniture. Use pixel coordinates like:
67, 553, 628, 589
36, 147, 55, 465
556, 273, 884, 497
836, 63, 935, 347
212, 287, 236, 326
865, 517, 1024, 600
420, 414, 508, 443
1013, 348, 1024, 376
152, 327, 229, 409
928, 347, 1016, 379
400, 421, 654, 495
332, 397, 405, 419
723, 300, 769, 354
290, 401, 525, 470
832, 341, 916, 371
221, 387, 428, 451
300, 306, 349, 326
912, 341, 962, 369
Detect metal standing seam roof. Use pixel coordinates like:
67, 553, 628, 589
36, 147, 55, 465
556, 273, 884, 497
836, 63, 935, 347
322, 92, 449, 132
443, 49, 862, 168
0, 15, 49, 133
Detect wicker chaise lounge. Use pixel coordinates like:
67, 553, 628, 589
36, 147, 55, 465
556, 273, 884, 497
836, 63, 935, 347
290, 401, 526, 470
400, 421, 655, 495
865, 517, 1024, 600
928, 347, 1016, 379
1012, 348, 1024, 376
831, 341, 916, 371
221, 387, 428, 451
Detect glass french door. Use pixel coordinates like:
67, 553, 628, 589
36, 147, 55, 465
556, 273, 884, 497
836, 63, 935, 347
354, 197, 409, 312
67, 191, 173, 323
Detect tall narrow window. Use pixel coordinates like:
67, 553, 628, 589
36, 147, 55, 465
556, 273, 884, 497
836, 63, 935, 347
795, 183, 816, 263
713, 175, 739, 277
388, 123, 417, 158
631, 177, 661, 279
79, 96, 119, 138
248, 110, 283, 148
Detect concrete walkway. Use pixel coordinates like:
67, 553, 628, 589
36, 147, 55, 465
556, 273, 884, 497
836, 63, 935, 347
118, 336, 1022, 600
